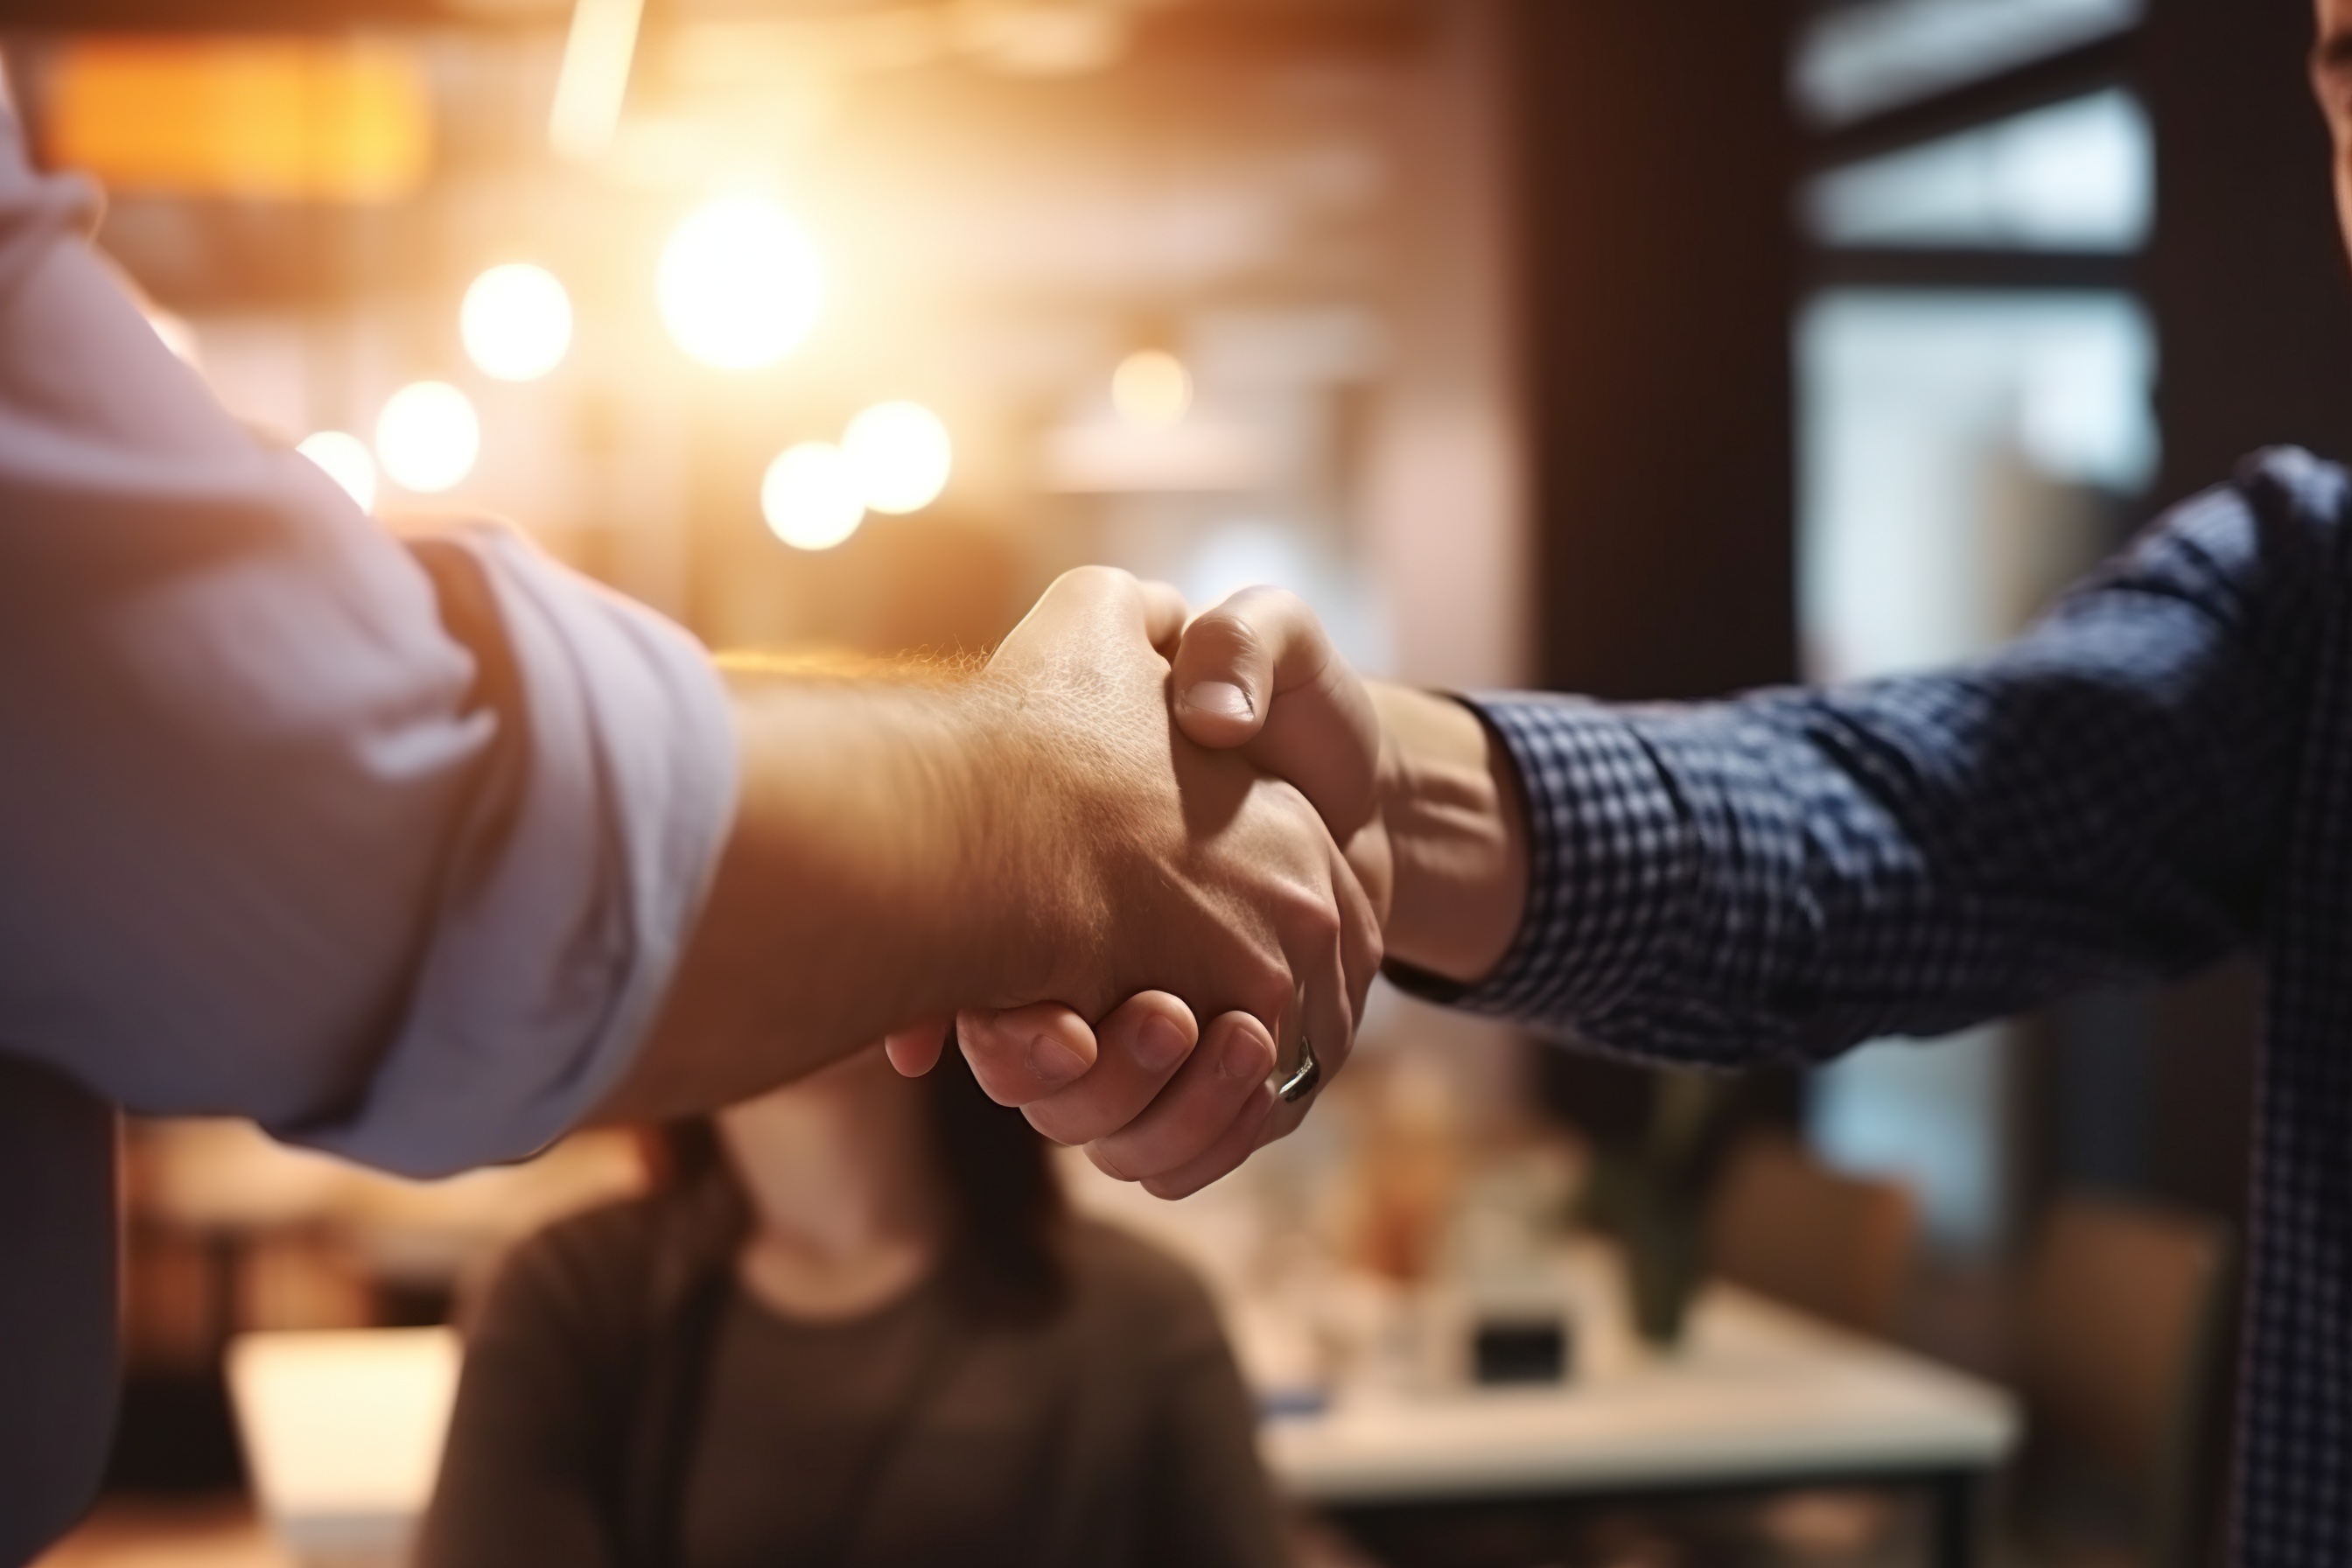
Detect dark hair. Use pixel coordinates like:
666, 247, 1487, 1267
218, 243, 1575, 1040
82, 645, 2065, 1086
650, 1040, 1066, 1325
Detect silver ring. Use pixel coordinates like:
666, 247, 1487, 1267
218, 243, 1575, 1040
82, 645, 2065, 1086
1273, 980, 1321, 1103
1276, 1035, 1321, 1103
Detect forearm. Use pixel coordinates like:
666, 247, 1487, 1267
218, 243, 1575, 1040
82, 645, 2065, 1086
597, 669, 1081, 1119
1440, 556, 2298, 1066
1379, 453, 2325, 1062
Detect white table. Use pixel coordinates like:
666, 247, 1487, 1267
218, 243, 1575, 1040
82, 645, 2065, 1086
1264, 1261, 2020, 1568
227, 1262, 2020, 1568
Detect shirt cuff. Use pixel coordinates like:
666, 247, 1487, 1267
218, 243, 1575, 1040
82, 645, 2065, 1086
281, 527, 737, 1177
1382, 693, 1691, 1036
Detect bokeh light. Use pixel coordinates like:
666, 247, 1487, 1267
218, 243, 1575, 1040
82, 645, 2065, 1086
843, 401, 953, 514
761, 442, 866, 550
658, 198, 825, 370
1112, 348, 1191, 428
296, 430, 377, 512
375, 382, 480, 494
461, 262, 572, 382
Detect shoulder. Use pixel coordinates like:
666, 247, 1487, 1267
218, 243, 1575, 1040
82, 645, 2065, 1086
2118, 447, 2352, 597
493, 1192, 668, 1295
2233, 445, 2351, 526
1053, 1218, 1230, 1359
2029, 446, 2352, 669
471, 1188, 701, 1354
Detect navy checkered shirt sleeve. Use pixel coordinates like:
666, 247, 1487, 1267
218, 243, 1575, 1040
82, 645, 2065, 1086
1421, 450, 2334, 1071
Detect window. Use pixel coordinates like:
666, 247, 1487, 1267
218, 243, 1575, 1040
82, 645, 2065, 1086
1790, 4, 2152, 1253
1794, 0, 2143, 126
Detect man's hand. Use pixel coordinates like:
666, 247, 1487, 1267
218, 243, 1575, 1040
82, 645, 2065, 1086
941, 585, 1530, 1198
599, 569, 1382, 1136
908, 993, 1290, 1199
1172, 587, 1527, 984
981, 568, 1383, 1054
1170, 586, 1385, 852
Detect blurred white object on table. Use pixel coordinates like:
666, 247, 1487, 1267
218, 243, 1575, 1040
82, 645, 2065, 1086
226, 1328, 458, 1568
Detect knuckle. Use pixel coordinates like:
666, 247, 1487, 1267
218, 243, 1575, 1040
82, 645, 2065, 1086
1229, 584, 1303, 619
1294, 894, 1343, 948
1241, 969, 1295, 1029
1047, 564, 1130, 604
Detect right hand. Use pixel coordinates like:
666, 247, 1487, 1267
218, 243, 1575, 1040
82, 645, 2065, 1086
887, 570, 1385, 1195
1170, 585, 1525, 985
951, 584, 1526, 1198
940, 583, 1396, 1196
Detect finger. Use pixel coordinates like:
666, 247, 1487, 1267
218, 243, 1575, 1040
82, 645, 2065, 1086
1260, 920, 1354, 1148
1258, 812, 1381, 1147
1141, 1081, 1278, 1200
1088, 1012, 1277, 1182
1343, 814, 1395, 932
1334, 826, 1387, 1018
955, 1004, 1098, 1107
1135, 578, 1189, 654
1172, 587, 1380, 836
883, 1018, 950, 1076
1020, 992, 1199, 1145
1169, 589, 1280, 746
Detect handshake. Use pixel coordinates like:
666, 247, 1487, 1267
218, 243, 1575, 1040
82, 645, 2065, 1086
614, 566, 1530, 1200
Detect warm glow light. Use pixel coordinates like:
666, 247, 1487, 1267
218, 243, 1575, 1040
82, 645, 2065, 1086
761, 442, 865, 550
461, 263, 572, 382
843, 401, 952, 514
548, 0, 644, 162
1113, 348, 1191, 429
47, 38, 431, 202
297, 430, 377, 512
375, 382, 480, 494
658, 199, 824, 370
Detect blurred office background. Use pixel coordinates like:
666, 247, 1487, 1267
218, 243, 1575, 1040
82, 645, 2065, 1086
14, 0, 2342, 1564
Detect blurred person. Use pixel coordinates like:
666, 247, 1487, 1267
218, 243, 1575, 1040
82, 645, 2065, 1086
988, 4, 2352, 1561
0, 84, 1378, 1558
417, 1040, 1283, 1568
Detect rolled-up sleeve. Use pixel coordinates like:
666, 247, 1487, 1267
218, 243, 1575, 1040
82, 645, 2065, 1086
0, 113, 735, 1176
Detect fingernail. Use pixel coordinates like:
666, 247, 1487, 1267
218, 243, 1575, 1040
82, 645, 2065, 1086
1027, 1032, 1088, 1087
1222, 1030, 1271, 1082
1182, 681, 1255, 722
1135, 1015, 1191, 1074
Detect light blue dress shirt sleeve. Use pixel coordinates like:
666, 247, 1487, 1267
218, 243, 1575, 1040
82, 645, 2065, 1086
0, 111, 738, 1178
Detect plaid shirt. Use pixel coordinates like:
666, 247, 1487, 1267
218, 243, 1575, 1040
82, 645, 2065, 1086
1432, 448, 2352, 1565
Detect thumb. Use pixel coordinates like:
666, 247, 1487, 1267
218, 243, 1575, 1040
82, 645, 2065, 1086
1172, 586, 1380, 838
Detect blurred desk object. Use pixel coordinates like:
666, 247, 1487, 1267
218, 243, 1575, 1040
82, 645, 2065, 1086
1267, 1257, 2018, 1568
225, 1328, 458, 1568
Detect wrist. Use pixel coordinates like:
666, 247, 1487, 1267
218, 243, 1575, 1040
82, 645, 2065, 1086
961, 668, 1121, 1012
604, 669, 1032, 1119
1368, 682, 1530, 984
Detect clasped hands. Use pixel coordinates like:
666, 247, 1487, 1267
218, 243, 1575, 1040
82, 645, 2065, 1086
883, 566, 1522, 1200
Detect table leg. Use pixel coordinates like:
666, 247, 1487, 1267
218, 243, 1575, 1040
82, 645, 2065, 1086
1927, 1471, 1984, 1568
